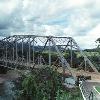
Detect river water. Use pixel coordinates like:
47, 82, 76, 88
0, 81, 18, 100
0, 69, 31, 100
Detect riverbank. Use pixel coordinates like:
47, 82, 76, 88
0, 70, 20, 84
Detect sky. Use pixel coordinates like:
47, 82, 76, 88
0, 0, 100, 49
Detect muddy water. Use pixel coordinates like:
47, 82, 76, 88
0, 70, 21, 100
0, 69, 33, 100
0, 81, 16, 100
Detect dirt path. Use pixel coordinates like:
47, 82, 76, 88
57, 67, 100, 82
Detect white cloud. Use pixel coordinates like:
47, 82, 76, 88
0, 0, 20, 15
22, 0, 91, 23
0, 0, 100, 49
70, 9, 92, 30
74, 24, 100, 49
20, 0, 99, 36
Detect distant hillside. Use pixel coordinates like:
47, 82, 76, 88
84, 48, 98, 52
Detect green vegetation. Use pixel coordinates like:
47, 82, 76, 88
95, 86, 100, 93
17, 67, 83, 100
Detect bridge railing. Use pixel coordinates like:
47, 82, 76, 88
79, 80, 88, 100
89, 86, 100, 100
89, 91, 97, 100
79, 77, 97, 100
79, 80, 100, 100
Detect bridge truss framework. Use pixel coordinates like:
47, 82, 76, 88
0, 35, 98, 76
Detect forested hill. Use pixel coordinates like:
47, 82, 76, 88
84, 48, 99, 52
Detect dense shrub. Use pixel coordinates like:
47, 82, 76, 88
17, 67, 83, 100
18, 67, 62, 100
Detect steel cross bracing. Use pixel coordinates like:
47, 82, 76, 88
0, 35, 98, 76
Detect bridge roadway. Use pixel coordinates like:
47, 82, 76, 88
80, 80, 100, 100
57, 67, 100, 100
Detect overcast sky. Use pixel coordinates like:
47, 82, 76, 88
0, 0, 100, 49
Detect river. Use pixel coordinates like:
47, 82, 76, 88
0, 70, 21, 100
0, 81, 17, 100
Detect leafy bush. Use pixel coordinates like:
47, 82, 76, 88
18, 67, 62, 100
17, 67, 83, 100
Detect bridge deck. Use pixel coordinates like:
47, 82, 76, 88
81, 81, 100, 100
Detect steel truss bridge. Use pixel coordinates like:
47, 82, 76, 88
0, 35, 99, 100
0, 35, 98, 76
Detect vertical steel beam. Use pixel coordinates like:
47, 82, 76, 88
38, 55, 39, 65
32, 37, 35, 64
15, 37, 18, 62
2, 46, 5, 65
49, 38, 51, 66
12, 37, 15, 61
84, 57, 87, 71
27, 52, 28, 65
22, 38, 24, 64
15, 37, 18, 69
13, 47, 14, 61
29, 37, 31, 63
70, 38, 73, 67
40, 55, 42, 65
5, 44, 7, 67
